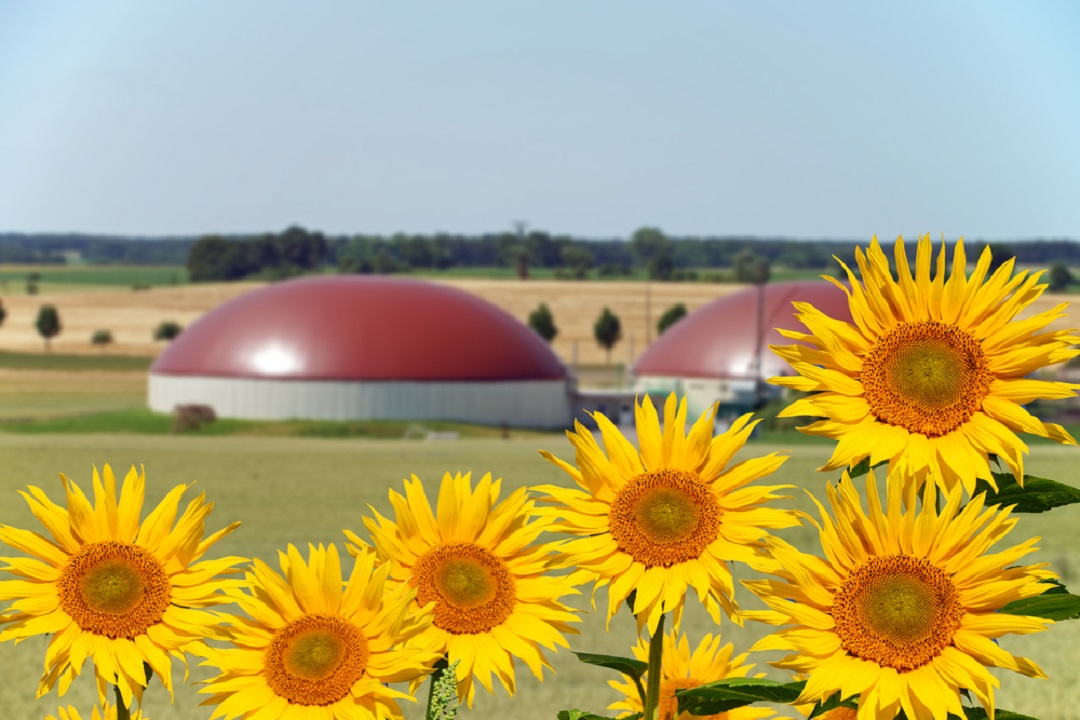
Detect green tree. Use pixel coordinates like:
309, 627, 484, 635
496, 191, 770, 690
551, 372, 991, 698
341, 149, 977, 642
91, 329, 113, 351
1049, 262, 1073, 292
733, 250, 771, 284
630, 226, 670, 265
372, 249, 400, 274
26, 271, 40, 295
278, 225, 327, 269
35, 304, 61, 351
560, 244, 595, 280
187, 235, 251, 282
527, 303, 558, 343
657, 303, 688, 335
154, 320, 184, 341
401, 236, 434, 268
594, 307, 622, 365
526, 231, 561, 268
647, 252, 675, 280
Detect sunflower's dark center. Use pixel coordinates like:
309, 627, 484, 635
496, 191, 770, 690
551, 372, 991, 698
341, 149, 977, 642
265, 614, 369, 706
832, 555, 963, 671
412, 543, 516, 634
862, 320, 991, 436
58, 541, 171, 638
609, 469, 720, 568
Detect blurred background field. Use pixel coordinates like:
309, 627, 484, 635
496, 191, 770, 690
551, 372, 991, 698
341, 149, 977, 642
0, 433, 1077, 720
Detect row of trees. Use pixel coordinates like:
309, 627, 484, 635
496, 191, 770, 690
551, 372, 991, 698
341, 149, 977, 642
526, 301, 689, 363
0, 302, 183, 350
187, 227, 328, 282
89, 323, 182, 350
7, 230, 1080, 273
0, 234, 192, 264
186, 225, 786, 283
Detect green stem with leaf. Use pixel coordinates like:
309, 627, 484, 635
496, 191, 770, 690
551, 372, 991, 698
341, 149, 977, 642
113, 684, 130, 720
642, 613, 666, 720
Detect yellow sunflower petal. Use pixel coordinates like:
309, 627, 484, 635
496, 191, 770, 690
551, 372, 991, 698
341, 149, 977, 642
771, 235, 1079, 491
348, 471, 579, 703
745, 470, 1049, 720
0, 465, 240, 704
202, 544, 437, 718
539, 393, 797, 631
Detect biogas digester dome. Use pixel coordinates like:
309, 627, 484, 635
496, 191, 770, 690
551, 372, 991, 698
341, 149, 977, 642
632, 281, 853, 416
149, 276, 572, 427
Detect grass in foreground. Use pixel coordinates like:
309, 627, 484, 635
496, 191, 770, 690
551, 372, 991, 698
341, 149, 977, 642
0, 351, 154, 371
0, 407, 556, 439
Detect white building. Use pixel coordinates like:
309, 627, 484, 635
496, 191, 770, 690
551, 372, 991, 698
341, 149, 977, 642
149, 275, 572, 428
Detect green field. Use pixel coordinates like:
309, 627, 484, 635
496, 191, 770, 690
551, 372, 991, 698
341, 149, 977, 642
0, 351, 154, 372
0, 407, 556, 439
0, 264, 188, 292
0, 434, 1076, 719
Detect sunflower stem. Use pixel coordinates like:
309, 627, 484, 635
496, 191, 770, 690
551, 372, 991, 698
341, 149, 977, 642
642, 613, 666, 720
113, 684, 131, 720
425, 656, 450, 720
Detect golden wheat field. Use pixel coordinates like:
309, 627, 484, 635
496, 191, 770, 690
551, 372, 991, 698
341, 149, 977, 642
5, 278, 751, 364
4, 276, 1080, 369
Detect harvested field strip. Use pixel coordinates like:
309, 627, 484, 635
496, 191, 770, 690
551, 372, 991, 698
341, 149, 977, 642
0, 351, 153, 371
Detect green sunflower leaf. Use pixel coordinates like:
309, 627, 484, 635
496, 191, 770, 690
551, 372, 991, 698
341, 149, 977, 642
1001, 579, 1080, 621
807, 692, 859, 719
847, 457, 888, 479
957, 707, 1038, 720
976, 472, 1080, 513
557, 712, 638, 720
675, 678, 807, 715
571, 652, 648, 681
848, 457, 873, 478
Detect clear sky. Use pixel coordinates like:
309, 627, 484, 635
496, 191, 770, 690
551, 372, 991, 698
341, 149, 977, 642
1, 1, 1078, 240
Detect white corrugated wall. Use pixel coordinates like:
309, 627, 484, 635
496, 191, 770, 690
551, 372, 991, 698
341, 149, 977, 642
148, 374, 572, 428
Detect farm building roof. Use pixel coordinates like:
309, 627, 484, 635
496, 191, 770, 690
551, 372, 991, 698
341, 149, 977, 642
632, 280, 853, 380
150, 275, 567, 381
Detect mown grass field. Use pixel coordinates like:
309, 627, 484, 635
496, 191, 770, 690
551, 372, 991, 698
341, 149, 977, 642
0, 264, 188, 292
0, 434, 1077, 719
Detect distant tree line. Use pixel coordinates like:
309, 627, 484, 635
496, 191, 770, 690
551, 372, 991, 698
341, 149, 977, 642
187, 226, 328, 282
6, 231, 1080, 279
0, 234, 195, 264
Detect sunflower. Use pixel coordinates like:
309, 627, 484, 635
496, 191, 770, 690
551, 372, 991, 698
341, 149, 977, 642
536, 393, 798, 631
201, 543, 439, 720
45, 703, 147, 720
0, 465, 242, 706
771, 234, 1080, 493
347, 471, 579, 706
607, 630, 776, 720
743, 469, 1054, 720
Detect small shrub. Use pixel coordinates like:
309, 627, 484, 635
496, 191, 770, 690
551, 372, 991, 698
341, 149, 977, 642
154, 320, 183, 341
91, 329, 113, 350
173, 404, 216, 433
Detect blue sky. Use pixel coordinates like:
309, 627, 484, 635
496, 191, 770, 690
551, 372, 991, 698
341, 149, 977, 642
1, 1, 1078, 239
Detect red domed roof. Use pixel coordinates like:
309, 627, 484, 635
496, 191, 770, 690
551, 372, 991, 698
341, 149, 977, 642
151, 276, 566, 381
633, 280, 853, 380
